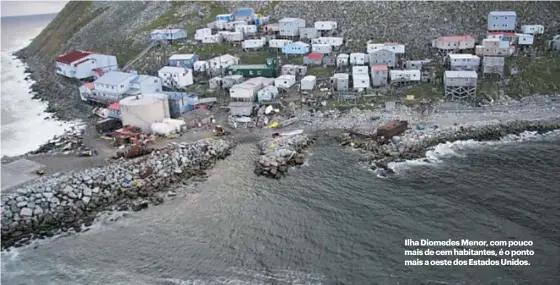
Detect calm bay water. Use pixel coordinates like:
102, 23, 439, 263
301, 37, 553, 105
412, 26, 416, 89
2, 136, 559, 284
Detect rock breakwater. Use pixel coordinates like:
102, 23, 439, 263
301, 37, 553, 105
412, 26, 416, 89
0, 139, 233, 249
255, 133, 314, 178
340, 118, 560, 172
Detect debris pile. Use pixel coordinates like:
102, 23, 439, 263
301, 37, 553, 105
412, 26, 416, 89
30, 127, 94, 156
0, 138, 233, 249
254, 131, 314, 178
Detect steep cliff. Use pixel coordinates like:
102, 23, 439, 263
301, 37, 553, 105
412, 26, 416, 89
16, 1, 560, 121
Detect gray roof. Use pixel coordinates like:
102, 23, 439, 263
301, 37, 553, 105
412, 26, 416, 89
96, 71, 134, 86
489, 11, 517, 16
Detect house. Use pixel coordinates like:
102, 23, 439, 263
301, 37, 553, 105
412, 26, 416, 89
209, 77, 222, 89
444, 71, 478, 100
216, 14, 233, 22
163, 91, 193, 117
227, 58, 278, 78
516, 34, 534, 45
219, 31, 243, 42
314, 21, 337, 31
520, 25, 544, 35
330, 73, 349, 91
242, 38, 266, 50
312, 43, 332, 54
353, 74, 370, 90
88, 71, 162, 104
79, 82, 95, 102
487, 32, 518, 44
201, 34, 223, 44
55, 50, 118, 79
475, 39, 514, 56
169, 54, 198, 69
269, 39, 293, 49
274, 75, 296, 89
352, 66, 369, 75
255, 16, 270, 26
299, 27, 320, 39
371, 65, 389, 87
279, 18, 306, 37
221, 75, 245, 88
281, 64, 307, 76
233, 8, 256, 22
264, 23, 280, 33
215, 20, 228, 30
349, 53, 367, 65
193, 61, 209, 73
226, 20, 246, 31
431, 35, 476, 50
404, 60, 424, 70
107, 103, 121, 119
208, 54, 240, 71
448, 54, 480, 71
158, 66, 194, 88
151, 28, 187, 41
367, 42, 405, 54
229, 77, 267, 103
487, 11, 517, 31
311, 37, 343, 47
195, 28, 212, 41
322, 55, 336, 67
368, 49, 396, 67
257, 85, 279, 103
282, 41, 310, 55
235, 24, 257, 35
303, 52, 324, 66
337, 53, 349, 66
389, 70, 421, 83
300, 75, 316, 90
483, 56, 505, 74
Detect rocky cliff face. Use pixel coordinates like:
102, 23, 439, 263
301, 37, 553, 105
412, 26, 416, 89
16, 1, 560, 120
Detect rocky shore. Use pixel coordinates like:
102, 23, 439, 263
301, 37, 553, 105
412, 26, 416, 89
254, 133, 314, 178
0, 139, 233, 249
339, 118, 560, 174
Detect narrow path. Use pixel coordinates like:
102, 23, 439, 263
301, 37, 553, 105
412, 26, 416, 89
122, 41, 156, 71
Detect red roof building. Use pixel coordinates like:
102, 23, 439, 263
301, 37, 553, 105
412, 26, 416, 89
56, 50, 92, 64
372, 65, 388, 71
108, 103, 120, 111
432, 35, 476, 50
307, 52, 323, 60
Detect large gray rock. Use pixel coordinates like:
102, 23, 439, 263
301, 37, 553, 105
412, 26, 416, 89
20, 207, 33, 217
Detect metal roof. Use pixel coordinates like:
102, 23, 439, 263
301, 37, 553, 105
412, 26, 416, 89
56, 50, 92, 64
489, 11, 517, 16
159, 66, 189, 73
95, 71, 134, 86
448, 54, 479, 59
332, 73, 349, 79
120, 93, 168, 106
169, 54, 195, 60
307, 53, 323, 60
279, 18, 303, 22
290, 41, 309, 47
372, 65, 388, 71
437, 35, 475, 42
230, 64, 268, 69
445, 71, 478, 78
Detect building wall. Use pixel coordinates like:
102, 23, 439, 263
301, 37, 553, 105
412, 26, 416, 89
487, 14, 517, 31
169, 55, 199, 69
444, 75, 478, 87
279, 20, 303, 36
371, 70, 389, 86
368, 50, 396, 67
282, 44, 309, 54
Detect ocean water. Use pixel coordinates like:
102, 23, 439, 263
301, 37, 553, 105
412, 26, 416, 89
1, 134, 560, 285
1, 13, 80, 157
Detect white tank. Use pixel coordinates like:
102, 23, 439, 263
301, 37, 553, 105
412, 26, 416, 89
119, 93, 170, 132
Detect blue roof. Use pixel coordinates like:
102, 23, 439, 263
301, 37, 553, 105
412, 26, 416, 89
95, 71, 134, 86
489, 11, 517, 16
234, 8, 254, 16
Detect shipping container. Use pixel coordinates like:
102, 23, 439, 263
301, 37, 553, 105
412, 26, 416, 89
226, 58, 278, 78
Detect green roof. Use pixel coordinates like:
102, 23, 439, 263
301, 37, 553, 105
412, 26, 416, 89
230, 64, 270, 69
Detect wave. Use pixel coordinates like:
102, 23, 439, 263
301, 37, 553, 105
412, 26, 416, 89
388, 130, 560, 173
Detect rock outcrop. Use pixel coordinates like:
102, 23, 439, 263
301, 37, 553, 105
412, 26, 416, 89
254, 133, 313, 178
0, 139, 232, 249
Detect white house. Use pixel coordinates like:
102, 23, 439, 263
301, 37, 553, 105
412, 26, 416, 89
349, 53, 367, 65
158, 66, 194, 88
242, 38, 266, 49
367, 42, 406, 54
274, 75, 296, 89
150, 28, 187, 41
269, 39, 293, 49
229, 77, 267, 103
314, 21, 337, 31
220, 31, 244, 42
208, 54, 240, 70
87, 71, 162, 103
193, 61, 209, 72
352, 65, 369, 75
336, 53, 349, 66
520, 25, 544, 35
56, 50, 118, 79
311, 37, 343, 47
312, 43, 332, 54
279, 18, 306, 37
202, 34, 223, 44
389, 70, 421, 82
353, 74, 370, 90
235, 24, 257, 34
300, 75, 316, 90
516, 33, 534, 45
195, 28, 212, 41
215, 20, 228, 30
448, 54, 480, 71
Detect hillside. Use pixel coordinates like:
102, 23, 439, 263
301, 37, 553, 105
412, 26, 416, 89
16, 0, 560, 121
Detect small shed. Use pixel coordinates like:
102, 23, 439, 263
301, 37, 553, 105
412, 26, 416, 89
312, 43, 332, 54
300, 75, 317, 90
274, 75, 297, 89
516, 34, 534, 45
303, 52, 324, 66
257, 85, 279, 102
337, 53, 349, 66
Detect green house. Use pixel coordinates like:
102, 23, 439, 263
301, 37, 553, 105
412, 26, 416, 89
226, 58, 278, 78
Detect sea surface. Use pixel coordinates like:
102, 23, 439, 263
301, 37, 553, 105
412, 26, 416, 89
1, 13, 80, 157
1, 134, 560, 285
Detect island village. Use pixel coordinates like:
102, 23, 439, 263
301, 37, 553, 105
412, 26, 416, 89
2, 6, 560, 248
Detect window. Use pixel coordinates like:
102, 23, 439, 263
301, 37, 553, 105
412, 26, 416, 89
112, 86, 115, 89
154, 79, 158, 83
120, 85, 124, 88
182, 73, 186, 76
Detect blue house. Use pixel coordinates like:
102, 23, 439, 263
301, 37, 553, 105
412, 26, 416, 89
487, 11, 517, 32
233, 8, 256, 22
282, 41, 310, 55
216, 13, 233, 22
151, 28, 188, 41
162, 91, 194, 117
168, 54, 199, 69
